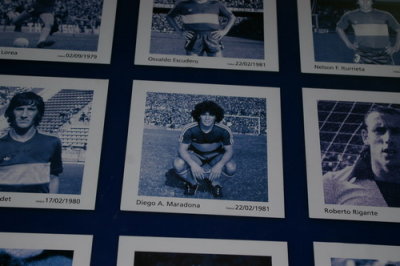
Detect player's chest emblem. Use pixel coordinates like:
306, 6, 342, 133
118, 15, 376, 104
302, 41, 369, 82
187, 8, 193, 13
0, 155, 12, 163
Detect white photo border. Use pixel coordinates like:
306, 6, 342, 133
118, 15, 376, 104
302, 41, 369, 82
117, 236, 288, 266
297, 0, 400, 78
0, 75, 108, 210
303, 87, 400, 223
0, 232, 92, 266
134, 0, 279, 71
0, 0, 117, 64
121, 80, 284, 218
314, 242, 400, 266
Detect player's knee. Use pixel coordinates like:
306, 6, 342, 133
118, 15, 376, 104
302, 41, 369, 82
173, 157, 187, 172
224, 160, 236, 176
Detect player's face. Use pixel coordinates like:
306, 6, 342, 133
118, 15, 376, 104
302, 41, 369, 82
13, 104, 38, 129
200, 112, 216, 127
358, 0, 373, 11
362, 112, 400, 173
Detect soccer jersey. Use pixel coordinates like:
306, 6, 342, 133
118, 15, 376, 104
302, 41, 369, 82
337, 9, 400, 49
0, 132, 62, 185
179, 122, 233, 151
167, 0, 233, 31
323, 152, 400, 207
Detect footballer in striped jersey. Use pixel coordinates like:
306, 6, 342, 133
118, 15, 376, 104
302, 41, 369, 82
166, 0, 236, 57
173, 100, 236, 198
336, 0, 400, 64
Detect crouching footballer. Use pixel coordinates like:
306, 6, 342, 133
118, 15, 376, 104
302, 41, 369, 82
173, 100, 236, 198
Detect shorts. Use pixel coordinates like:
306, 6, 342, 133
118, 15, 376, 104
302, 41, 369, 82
0, 183, 49, 193
354, 47, 394, 65
184, 31, 223, 55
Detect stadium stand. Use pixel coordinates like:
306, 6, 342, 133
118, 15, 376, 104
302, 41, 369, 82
144, 92, 266, 135
318, 100, 400, 174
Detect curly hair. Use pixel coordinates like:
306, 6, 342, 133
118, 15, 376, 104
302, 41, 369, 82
5, 92, 45, 127
191, 100, 224, 123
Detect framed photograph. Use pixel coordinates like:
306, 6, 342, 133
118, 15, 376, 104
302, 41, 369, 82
298, 0, 400, 77
0, 0, 117, 63
303, 88, 400, 222
314, 242, 400, 266
0, 75, 108, 210
121, 80, 284, 218
117, 236, 288, 266
0, 232, 92, 266
134, 0, 279, 71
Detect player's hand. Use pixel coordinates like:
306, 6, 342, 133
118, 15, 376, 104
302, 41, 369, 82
182, 31, 194, 40
190, 163, 205, 180
385, 46, 399, 55
209, 163, 223, 181
211, 30, 226, 40
347, 42, 358, 51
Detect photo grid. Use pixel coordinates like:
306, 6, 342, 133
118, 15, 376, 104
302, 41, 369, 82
314, 242, 400, 266
298, 0, 400, 77
134, 0, 279, 71
0, 75, 108, 210
117, 236, 288, 266
121, 80, 284, 218
303, 88, 400, 222
0, 232, 92, 266
0, 0, 117, 63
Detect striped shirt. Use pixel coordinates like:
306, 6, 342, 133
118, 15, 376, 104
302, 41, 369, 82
337, 9, 400, 49
0, 132, 62, 185
168, 0, 233, 31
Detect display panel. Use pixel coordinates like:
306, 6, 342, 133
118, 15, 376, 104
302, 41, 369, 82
121, 80, 284, 217
298, 0, 400, 77
0, 75, 108, 209
0, 232, 92, 266
117, 236, 288, 266
134, 0, 279, 71
0, 0, 117, 63
303, 88, 400, 222
314, 242, 400, 266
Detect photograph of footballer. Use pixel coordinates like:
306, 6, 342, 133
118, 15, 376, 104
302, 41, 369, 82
134, 0, 279, 71
314, 242, 400, 266
0, 232, 92, 266
0, 0, 117, 63
121, 80, 284, 218
297, 0, 400, 77
303, 88, 400, 223
117, 236, 288, 266
0, 75, 107, 210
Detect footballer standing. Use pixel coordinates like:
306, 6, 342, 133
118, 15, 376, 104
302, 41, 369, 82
166, 0, 236, 57
0, 92, 63, 193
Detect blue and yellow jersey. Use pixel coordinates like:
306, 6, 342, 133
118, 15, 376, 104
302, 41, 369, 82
337, 9, 400, 49
0, 132, 63, 185
168, 0, 233, 31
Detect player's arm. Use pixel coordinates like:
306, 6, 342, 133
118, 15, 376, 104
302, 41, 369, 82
178, 142, 205, 179
166, 6, 194, 39
211, 7, 236, 40
386, 28, 400, 55
336, 26, 358, 50
49, 175, 59, 193
209, 144, 233, 181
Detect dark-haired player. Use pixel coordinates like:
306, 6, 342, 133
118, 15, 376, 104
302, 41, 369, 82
336, 0, 400, 64
324, 105, 400, 207
173, 100, 236, 198
10, 0, 58, 48
0, 92, 63, 193
166, 0, 236, 57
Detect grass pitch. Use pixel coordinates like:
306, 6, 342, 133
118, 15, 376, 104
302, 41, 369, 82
138, 128, 268, 202
0, 31, 99, 51
150, 31, 265, 59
